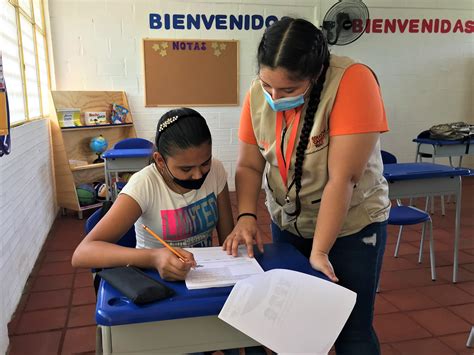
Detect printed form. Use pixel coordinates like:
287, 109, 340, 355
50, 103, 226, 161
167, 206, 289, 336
184, 246, 264, 290
218, 269, 356, 354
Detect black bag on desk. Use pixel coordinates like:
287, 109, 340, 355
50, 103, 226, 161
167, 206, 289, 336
98, 266, 175, 305
428, 122, 474, 141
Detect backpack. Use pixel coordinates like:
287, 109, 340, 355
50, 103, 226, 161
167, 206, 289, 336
428, 122, 474, 141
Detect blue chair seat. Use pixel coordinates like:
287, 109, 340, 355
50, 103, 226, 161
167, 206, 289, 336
388, 206, 431, 225
381, 150, 436, 283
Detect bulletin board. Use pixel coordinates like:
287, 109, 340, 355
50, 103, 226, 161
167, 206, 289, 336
143, 39, 239, 106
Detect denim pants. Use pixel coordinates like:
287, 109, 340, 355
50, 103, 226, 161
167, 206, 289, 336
271, 221, 387, 355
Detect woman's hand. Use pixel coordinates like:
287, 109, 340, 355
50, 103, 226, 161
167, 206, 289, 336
222, 216, 264, 257
150, 248, 195, 281
309, 250, 339, 282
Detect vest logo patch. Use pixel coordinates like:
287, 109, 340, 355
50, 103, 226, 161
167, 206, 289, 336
311, 132, 326, 147
258, 140, 270, 151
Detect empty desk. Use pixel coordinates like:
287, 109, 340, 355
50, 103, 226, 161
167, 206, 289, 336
383, 162, 470, 283
102, 148, 152, 200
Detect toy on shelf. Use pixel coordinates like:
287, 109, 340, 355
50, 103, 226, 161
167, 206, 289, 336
89, 135, 109, 163
110, 103, 129, 124
84, 111, 108, 125
76, 183, 97, 206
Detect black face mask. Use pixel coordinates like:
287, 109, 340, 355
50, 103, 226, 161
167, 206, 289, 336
164, 160, 209, 190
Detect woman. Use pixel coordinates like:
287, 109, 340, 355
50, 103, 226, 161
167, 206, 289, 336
72, 107, 233, 281
223, 17, 390, 354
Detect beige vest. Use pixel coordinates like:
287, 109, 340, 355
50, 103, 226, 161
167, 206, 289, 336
249, 55, 390, 238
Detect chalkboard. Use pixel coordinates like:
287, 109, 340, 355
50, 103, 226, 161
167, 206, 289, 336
143, 39, 239, 106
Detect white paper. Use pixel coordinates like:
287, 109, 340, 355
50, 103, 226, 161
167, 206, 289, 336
184, 246, 264, 290
218, 269, 357, 354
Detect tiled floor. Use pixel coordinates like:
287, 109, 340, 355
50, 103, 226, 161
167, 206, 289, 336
7, 177, 474, 354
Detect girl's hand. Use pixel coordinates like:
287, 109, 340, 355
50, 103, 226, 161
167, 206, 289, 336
309, 250, 339, 282
150, 248, 195, 281
222, 216, 263, 257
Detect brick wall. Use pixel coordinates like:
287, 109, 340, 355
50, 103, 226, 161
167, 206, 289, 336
0, 119, 57, 353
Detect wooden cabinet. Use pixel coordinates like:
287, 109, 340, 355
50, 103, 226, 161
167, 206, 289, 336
50, 91, 136, 217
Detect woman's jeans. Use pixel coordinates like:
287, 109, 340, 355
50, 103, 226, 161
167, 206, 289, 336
272, 221, 387, 355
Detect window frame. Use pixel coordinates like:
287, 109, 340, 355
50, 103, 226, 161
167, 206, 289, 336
7, 0, 51, 126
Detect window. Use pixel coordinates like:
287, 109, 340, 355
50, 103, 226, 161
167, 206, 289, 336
2, 0, 50, 125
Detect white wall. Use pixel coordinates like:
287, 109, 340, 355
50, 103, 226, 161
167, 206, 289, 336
322, 0, 474, 164
0, 119, 57, 354
49, 0, 321, 190
49, 0, 474, 193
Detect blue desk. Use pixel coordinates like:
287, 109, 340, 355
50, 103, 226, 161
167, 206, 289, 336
96, 243, 327, 354
383, 163, 470, 283
413, 137, 474, 166
102, 148, 152, 200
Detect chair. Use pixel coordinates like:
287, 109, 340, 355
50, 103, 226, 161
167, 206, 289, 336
86, 205, 136, 295
113, 137, 153, 150
382, 150, 436, 280
85, 206, 136, 354
103, 137, 154, 200
85, 206, 136, 249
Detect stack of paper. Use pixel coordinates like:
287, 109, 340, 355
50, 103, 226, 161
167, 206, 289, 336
184, 246, 264, 290
218, 269, 357, 354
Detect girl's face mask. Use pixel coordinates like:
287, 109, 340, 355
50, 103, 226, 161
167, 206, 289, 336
164, 161, 209, 190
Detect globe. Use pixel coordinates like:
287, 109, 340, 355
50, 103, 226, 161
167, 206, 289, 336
90, 135, 108, 163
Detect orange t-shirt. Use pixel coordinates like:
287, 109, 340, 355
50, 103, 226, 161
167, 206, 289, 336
238, 64, 389, 144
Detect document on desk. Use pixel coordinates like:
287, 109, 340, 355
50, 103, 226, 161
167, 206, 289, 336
184, 246, 264, 290
218, 269, 356, 354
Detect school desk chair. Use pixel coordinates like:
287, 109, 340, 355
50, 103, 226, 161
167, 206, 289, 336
85, 205, 137, 293
382, 150, 436, 281
104, 137, 154, 200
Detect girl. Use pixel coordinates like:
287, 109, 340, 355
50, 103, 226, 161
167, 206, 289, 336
72, 107, 234, 281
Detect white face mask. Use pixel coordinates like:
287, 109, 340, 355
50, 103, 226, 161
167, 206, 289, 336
261, 83, 310, 112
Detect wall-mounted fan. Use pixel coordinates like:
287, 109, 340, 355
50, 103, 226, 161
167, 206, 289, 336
322, 0, 369, 46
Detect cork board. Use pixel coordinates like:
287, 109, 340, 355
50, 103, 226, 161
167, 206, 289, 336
143, 39, 239, 106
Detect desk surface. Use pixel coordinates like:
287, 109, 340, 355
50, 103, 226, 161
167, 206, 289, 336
383, 163, 470, 181
102, 148, 153, 159
413, 137, 474, 145
96, 243, 326, 326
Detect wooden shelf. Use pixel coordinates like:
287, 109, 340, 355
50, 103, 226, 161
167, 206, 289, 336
79, 202, 104, 211
61, 123, 133, 132
50, 90, 137, 216
71, 163, 105, 171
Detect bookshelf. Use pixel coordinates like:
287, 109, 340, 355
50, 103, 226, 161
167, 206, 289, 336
50, 91, 136, 218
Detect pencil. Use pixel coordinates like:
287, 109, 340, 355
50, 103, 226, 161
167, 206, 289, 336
142, 224, 187, 263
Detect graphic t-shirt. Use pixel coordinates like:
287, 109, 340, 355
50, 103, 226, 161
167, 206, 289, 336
120, 158, 228, 249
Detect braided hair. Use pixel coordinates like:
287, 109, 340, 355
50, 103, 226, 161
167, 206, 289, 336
257, 17, 330, 217
155, 107, 212, 158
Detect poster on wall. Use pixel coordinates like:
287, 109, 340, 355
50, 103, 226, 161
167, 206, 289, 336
143, 39, 239, 106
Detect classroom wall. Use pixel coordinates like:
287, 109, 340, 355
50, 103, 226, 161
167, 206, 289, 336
322, 0, 474, 165
49, 0, 474, 194
48, 0, 321, 191
0, 119, 56, 354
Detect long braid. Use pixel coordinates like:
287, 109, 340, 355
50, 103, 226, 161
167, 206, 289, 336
256, 17, 331, 217
288, 54, 330, 217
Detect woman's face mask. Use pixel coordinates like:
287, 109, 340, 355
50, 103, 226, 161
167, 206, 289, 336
261, 84, 310, 112
258, 67, 312, 112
